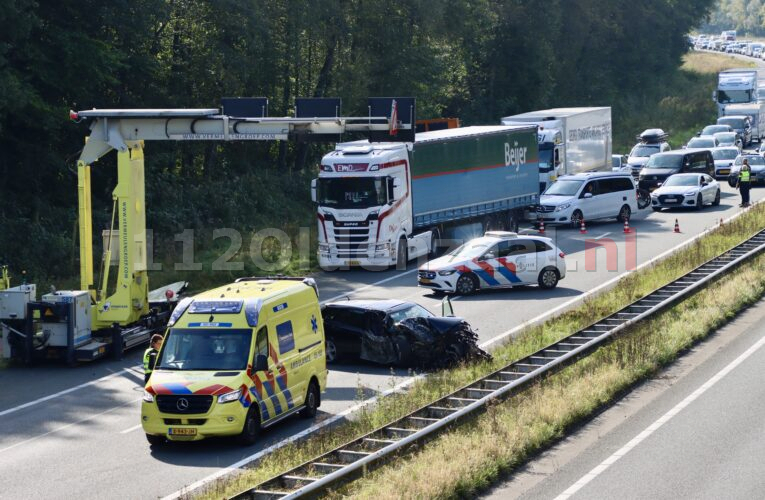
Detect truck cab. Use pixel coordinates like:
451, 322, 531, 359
312, 142, 417, 269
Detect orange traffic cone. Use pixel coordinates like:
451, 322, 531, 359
623, 219, 631, 233
580, 218, 587, 234
538, 218, 545, 234
674, 219, 681, 233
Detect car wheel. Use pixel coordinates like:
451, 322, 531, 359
238, 406, 261, 446
617, 204, 631, 223
728, 177, 737, 188
299, 380, 320, 419
395, 237, 408, 270
570, 209, 584, 229
713, 189, 721, 206
455, 273, 479, 295
325, 337, 339, 364
146, 434, 166, 447
696, 193, 704, 211
538, 268, 559, 289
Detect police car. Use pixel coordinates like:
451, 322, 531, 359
417, 231, 566, 295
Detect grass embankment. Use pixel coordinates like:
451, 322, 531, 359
612, 51, 754, 153
195, 203, 765, 499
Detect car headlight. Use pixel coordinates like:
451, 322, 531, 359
555, 202, 572, 212
438, 270, 456, 276
685, 190, 698, 196
217, 388, 243, 404
142, 390, 155, 403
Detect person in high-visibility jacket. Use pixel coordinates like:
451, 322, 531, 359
737, 159, 752, 207
143, 334, 163, 385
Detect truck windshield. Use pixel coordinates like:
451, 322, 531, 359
717, 90, 752, 104
544, 180, 583, 196
538, 149, 553, 172
317, 177, 387, 209
156, 328, 252, 371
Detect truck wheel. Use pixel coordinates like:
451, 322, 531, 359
538, 268, 559, 289
570, 210, 584, 229
455, 273, 479, 295
238, 406, 261, 446
395, 237, 408, 270
146, 434, 166, 447
325, 337, 339, 364
300, 381, 320, 419
617, 205, 631, 223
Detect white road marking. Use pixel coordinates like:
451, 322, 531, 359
594, 232, 611, 240
554, 331, 765, 500
0, 365, 142, 418
120, 424, 143, 434
320, 268, 418, 304
0, 397, 142, 455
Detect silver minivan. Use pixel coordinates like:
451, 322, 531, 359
534, 172, 638, 227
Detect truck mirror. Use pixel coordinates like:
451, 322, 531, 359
441, 296, 454, 317
254, 354, 269, 372
311, 179, 317, 203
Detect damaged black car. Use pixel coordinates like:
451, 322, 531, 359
321, 299, 490, 369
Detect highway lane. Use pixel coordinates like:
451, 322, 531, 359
487, 298, 765, 500
0, 182, 762, 499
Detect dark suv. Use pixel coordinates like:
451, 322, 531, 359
639, 150, 715, 191
717, 115, 753, 147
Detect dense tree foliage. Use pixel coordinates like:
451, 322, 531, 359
704, 0, 765, 36
0, 0, 714, 284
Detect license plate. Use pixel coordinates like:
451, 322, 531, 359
168, 427, 197, 436
719, 169, 730, 175
346, 260, 360, 266
664, 197, 677, 203
419, 278, 432, 284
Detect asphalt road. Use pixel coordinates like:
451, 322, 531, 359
487, 297, 765, 500
1, 180, 763, 499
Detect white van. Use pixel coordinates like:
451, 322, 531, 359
533, 172, 638, 227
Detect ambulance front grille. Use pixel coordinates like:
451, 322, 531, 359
156, 395, 213, 414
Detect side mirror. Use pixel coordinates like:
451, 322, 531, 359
441, 296, 454, 317
482, 252, 496, 261
254, 354, 269, 372
311, 179, 317, 203
702, 182, 708, 187
583, 192, 593, 199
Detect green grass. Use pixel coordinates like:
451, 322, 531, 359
192, 200, 765, 500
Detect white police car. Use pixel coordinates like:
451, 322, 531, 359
417, 231, 566, 295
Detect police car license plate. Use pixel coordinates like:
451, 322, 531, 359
345, 260, 360, 266
664, 197, 677, 203
168, 428, 197, 436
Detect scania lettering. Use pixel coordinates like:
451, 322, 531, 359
312, 126, 540, 269
501, 107, 612, 192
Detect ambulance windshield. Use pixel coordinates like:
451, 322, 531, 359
157, 328, 252, 371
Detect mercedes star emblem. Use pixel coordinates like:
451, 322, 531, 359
176, 398, 189, 411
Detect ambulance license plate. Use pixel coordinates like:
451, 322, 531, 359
168, 427, 197, 436
346, 260, 360, 266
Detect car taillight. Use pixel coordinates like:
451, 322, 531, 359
559, 251, 566, 259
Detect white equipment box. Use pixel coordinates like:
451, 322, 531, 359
41, 291, 92, 347
0, 284, 37, 319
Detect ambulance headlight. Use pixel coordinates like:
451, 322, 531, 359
218, 388, 243, 404
142, 390, 155, 403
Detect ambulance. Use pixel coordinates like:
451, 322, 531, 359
141, 277, 327, 445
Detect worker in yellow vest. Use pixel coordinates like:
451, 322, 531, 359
143, 334, 163, 385
737, 159, 751, 207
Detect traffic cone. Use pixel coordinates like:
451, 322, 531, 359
674, 219, 681, 233
580, 218, 587, 234
623, 218, 631, 233
538, 218, 545, 234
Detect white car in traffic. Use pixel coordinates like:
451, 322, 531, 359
710, 146, 739, 177
650, 173, 721, 211
417, 231, 566, 295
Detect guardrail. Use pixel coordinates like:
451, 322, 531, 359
233, 228, 765, 499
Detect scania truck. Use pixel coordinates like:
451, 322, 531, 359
714, 68, 759, 116
500, 107, 612, 192
312, 126, 540, 269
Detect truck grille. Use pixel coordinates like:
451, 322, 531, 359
156, 395, 213, 414
333, 227, 370, 255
